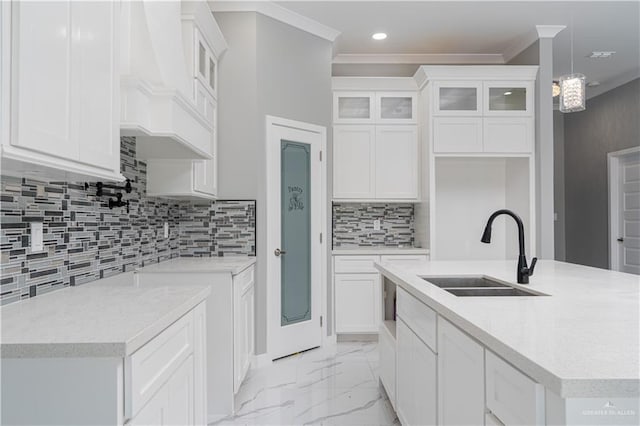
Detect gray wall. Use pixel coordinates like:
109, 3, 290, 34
564, 78, 640, 268
507, 40, 539, 66
553, 110, 566, 261
216, 12, 332, 355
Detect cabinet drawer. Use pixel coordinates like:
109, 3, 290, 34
485, 350, 544, 425
234, 265, 255, 294
334, 255, 380, 273
396, 287, 437, 352
127, 310, 195, 418
380, 254, 428, 264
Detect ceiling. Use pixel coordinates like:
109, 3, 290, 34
272, 1, 640, 96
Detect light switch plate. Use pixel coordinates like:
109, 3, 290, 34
373, 219, 381, 231
30, 222, 44, 252
164, 222, 169, 239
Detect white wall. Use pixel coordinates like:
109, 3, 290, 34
215, 12, 332, 355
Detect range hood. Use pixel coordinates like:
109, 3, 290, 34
119, 0, 213, 160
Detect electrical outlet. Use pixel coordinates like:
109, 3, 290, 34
164, 222, 169, 239
373, 219, 381, 231
30, 222, 44, 252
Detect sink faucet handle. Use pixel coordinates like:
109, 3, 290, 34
528, 257, 538, 276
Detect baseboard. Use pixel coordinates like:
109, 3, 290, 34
337, 333, 379, 342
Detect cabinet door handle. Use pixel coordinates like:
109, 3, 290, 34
274, 248, 287, 257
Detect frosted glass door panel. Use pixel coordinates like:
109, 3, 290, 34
439, 88, 477, 111
281, 141, 311, 326
333, 92, 375, 123
339, 97, 371, 119
380, 97, 412, 120
489, 88, 526, 111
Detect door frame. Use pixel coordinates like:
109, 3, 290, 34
608, 145, 640, 270
265, 115, 328, 360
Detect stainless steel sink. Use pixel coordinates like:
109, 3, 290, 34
444, 288, 541, 297
421, 276, 545, 297
422, 276, 508, 289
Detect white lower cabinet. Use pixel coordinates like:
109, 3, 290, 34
132, 355, 195, 426
437, 318, 485, 425
137, 264, 255, 420
396, 317, 437, 426
335, 273, 381, 333
333, 254, 427, 334
233, 266, 255, 394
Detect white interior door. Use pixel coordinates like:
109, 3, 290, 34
267, 117, 325, 360
612, 149, 640, 274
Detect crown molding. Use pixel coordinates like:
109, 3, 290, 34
536, 25, 566, 39
333, 53, 505, 65
208, 1, 341, 42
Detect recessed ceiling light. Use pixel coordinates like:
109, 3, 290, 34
372, 32, 387, 41
589, 51, 616, 58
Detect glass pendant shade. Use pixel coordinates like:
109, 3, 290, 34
559, 73, 586, 113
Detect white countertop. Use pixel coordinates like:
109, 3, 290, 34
0, 273, 210, 358
137, 256, 256, 275
375, 259, 640, 398
332, 247, 429, 256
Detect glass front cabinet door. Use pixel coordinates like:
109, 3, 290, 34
333, 92, 375, 124
195, 29, 217, 100
484, 81, 534, 116
433, 81, 482, 116
376, 92, 417, 124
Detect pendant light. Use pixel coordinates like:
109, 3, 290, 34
559, 18, 586, 113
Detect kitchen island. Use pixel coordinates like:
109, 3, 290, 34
376, 259, 639, 426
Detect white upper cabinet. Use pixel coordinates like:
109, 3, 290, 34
333, 125, 419, 201
418, 66, 538, 155
144, 2, 226, 200
334, 91, 417, 124
332, 79, 420, 201
375, 126, 418, 199
333, 125, 376, 199
1, 1, 123, 182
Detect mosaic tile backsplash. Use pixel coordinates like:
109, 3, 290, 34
0, 137, 256, 305
332, 203, 415, 248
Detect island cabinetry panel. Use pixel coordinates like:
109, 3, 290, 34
396, 317, 437, 426
437, 317, 485, 425
485, 350, 545, 425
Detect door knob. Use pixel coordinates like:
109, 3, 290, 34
617, 238, 624, 242
274, 248, 287, 256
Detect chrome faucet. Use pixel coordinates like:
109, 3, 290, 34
481, 209, 537, 284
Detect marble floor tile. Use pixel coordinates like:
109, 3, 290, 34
211, 342, 398, 426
